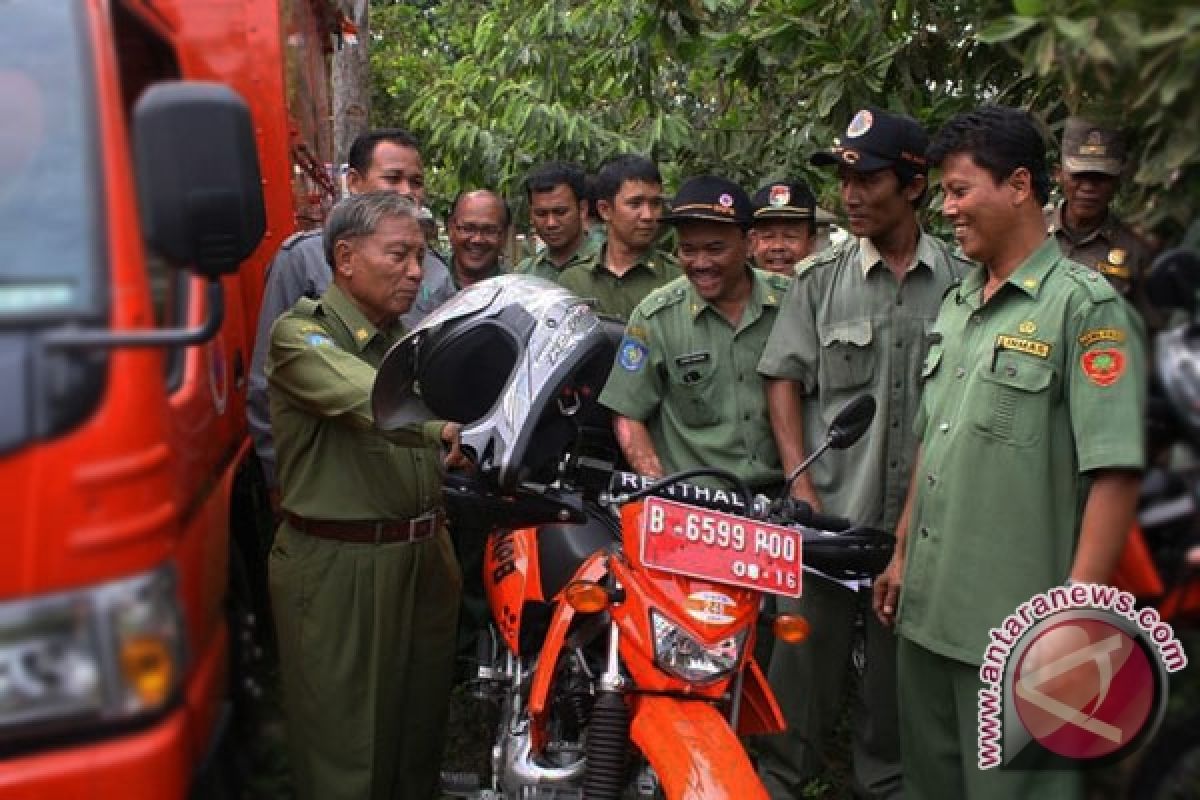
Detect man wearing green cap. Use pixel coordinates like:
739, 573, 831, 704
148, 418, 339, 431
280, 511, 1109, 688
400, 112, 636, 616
598, 175, 788, 493
756, 107, 969, 800
1047, 116, 1152, 305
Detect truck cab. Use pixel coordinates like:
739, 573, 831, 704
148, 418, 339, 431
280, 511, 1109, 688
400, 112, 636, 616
0, 2, 336, 795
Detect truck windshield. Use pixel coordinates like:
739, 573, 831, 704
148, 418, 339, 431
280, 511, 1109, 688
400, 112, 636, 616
0, 2, 103, 323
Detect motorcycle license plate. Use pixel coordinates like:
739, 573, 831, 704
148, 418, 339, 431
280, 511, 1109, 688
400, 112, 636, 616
639, 497, 802, 597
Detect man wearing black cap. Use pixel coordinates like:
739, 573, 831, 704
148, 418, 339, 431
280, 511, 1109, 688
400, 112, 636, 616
750, 180, 819, 275
755, 107, 969, 799
598, 176, 790, 492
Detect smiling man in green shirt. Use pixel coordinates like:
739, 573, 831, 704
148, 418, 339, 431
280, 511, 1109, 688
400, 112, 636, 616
267, 192, 468, 800
873, 106, 1145, 800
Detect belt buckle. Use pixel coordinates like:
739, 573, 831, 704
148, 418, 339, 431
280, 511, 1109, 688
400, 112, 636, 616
409, 510, 437, 541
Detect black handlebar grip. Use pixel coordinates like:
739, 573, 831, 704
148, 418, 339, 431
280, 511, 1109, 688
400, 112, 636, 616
788, 500, 853, 532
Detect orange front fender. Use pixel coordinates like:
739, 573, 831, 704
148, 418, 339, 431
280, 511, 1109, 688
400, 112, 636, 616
629, 695, 768, 800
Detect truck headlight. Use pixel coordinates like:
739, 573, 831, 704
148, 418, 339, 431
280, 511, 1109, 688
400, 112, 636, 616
650, 610, 745, 685
0, 564, 185, 743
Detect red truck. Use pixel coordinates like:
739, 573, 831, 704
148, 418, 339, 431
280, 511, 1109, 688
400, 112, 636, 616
0, 1, 338, 795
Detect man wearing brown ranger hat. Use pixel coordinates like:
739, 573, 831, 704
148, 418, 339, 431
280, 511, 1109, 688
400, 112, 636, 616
750, 180, 819, 276
1047, 116, 1152, 304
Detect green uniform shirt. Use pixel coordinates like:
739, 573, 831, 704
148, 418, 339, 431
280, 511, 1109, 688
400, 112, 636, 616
757, 233, 969, 531
267, 284, 448, 520
599, 268, 791, 490
515, 236, 598, 283
898, 238, 1145, 665
557, 244, 680, 321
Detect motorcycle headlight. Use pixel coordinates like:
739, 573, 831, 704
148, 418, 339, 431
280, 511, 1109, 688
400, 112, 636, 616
0, 563, 186, 744
650, 610, 746, 685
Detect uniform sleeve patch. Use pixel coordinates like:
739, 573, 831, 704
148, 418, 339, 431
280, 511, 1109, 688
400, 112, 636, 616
305, 332, 334, 347
1081, 348, 1125, 386
1078, 327, 1126, 347
618, 336, 649, 372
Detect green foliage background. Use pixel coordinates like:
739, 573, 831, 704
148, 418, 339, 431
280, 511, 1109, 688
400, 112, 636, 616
370, 0, 1198, 239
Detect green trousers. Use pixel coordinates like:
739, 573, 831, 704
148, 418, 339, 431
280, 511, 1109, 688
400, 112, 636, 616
896, 636, 1083, 800
757, 578, 903, 799
269, 522, 462, 800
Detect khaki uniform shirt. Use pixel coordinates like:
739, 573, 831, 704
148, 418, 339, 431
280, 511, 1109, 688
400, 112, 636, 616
515, 236, 598, 283
898, 238, 1145, 665
558, 244, 680, 321
248, 230, 454, 487
266, 284, 448, 520
1047, 202, 1152, 299
599, 268, 791, 490
757, 233, 969, 531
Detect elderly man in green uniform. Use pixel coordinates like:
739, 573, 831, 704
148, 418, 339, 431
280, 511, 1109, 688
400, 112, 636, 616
598, 175, 788, 493
559, 154, 679, 320
755, 107, 968, 800
873, 106, 1145, 800
1047, 116, 1152, 303
267, 192, 468, 800
516, 161, 596, 282
749, 179, 820, 276
447, 188, 510, 289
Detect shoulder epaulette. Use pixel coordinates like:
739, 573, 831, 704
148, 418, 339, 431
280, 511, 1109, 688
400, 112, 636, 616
794, 241, 843, 277
1062, 259, 1119, 304
280, 229, 322, 251
642, 280, 688, 318
293, 296, 321, 316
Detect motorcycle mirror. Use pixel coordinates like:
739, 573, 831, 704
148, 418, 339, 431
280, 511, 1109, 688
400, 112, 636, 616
1145, 247, 1200, 312
827, 395, 875, 450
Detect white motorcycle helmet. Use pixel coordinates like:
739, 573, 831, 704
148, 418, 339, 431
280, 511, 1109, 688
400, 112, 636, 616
372, 275, 620, 491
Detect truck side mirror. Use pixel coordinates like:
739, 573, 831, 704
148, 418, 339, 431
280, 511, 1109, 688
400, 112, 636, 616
132, 81, 265, 279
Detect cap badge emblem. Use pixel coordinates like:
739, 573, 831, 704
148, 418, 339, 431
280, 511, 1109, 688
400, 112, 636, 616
847, 109, 874, 138
718, 193, 733, 208
1018, 320, 1037, 335
769, 185, 790, 207
1108, 248, 1127, 266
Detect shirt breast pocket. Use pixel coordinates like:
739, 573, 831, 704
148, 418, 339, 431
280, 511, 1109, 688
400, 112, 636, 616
969, 353, 1055, 447
820, 320, 876, 391
668, 361, 721, 428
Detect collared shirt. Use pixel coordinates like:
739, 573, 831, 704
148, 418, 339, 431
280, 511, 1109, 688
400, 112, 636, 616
599, 268, 790, 489
450, 257, 506, 291
1047, 202, 1151, 299
247, 231, 455, 486
898, 238, 1145, 665
515, 235, 598, 283
757, 233, 969, 531
266, 284, 448, 520
557, 244, 680, 321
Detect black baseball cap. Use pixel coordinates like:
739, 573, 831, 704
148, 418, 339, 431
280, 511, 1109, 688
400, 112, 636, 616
811, 107, 929, 173
751, 180, 817, 222
661, 175, 753, 227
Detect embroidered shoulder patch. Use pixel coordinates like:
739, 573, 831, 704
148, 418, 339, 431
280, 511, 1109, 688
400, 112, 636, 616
1078, 328, 1126, 347
618, 336, 649, 372
1081, 348, 1125, 386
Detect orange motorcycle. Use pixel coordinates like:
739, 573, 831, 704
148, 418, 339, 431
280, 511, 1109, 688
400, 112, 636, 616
372, 276, 893, 799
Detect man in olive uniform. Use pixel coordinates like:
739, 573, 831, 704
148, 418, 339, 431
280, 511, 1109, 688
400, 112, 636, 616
516, 161, 596, 281
874, 106, 1145, 799
248, 128, 455, 499
599, 176, 788, 493
559, 154, 679, 320
447, 188, 510, 289
756, 107, 968, 800
1047, 116, 1152, 305
267, 192, 467, 800
749, 179, 819, 276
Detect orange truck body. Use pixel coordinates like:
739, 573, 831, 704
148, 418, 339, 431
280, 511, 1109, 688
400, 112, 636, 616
0, 1, 336, 795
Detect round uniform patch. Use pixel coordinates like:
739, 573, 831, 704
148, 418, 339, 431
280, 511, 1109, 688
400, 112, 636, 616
1081, 348, 1125, 386
847, 109, 874, 138
769, 184, 790, 207
618, 336, 649, 372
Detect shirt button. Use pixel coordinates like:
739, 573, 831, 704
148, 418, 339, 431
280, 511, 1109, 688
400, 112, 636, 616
939, 422, 950, 433
895, 341, 904, 349
927, 474, 936, 486
738, 374, 744, 382
920, 526, 930, 539
970, 315, 981, 325
889, 460, 898, 468
955, 367, 965, 378
743, 412, 751, 421
1005, 365, 1017, 377
891, 420, 899, 429
894, 380, 902, 389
